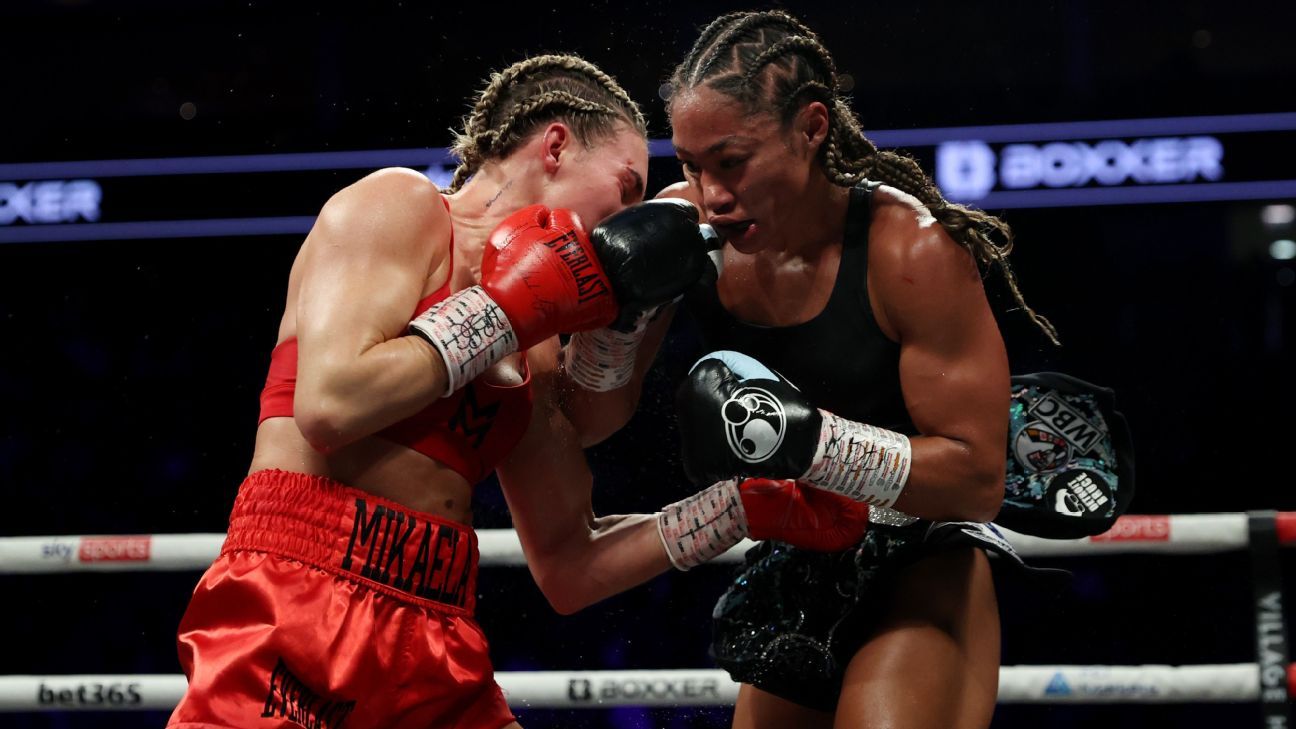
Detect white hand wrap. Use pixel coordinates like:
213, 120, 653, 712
656, 479, 748, 571
408, 285, 517, 395
803, 410, 913, 509
565, 321, 649, 392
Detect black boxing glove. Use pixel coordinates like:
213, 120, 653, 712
591, 198, 719, 331
566, 199, 721, 391
676, 351, 913, 508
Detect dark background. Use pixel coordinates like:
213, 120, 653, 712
2, 1, 1295, 727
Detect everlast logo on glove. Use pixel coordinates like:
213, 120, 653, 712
544, 230, 610, 303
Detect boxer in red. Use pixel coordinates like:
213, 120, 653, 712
169, 53, 870, 729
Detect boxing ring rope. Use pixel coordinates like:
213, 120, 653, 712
1, 664, 1288, 711
4, 512, 1293, 720
4, 513, 1294, 574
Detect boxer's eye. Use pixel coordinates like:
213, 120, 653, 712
719, 156, 749, 170
680, 160, 701, 176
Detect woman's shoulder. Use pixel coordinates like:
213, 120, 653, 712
867, 183, 966, 273
314, 167, 452, 255
322, 168, 447, 227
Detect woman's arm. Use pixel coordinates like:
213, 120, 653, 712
293, 168, 453, 452
501, 339, 871, 613
498, 338, 670, 615
556, 309, 675, 447
556, 181, 706, 446
868, 189, 1010, 523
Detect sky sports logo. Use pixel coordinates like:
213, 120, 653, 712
79, 537, 151, 562
936, 136, 1223, 200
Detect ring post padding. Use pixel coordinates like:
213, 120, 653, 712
1249, 511, 1292, 728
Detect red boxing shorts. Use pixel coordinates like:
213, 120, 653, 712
168, 469, 516, 729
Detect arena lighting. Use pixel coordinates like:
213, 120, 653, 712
1, 112, 1294, 243
1262, 204, 1296, 227
1270, 239, 1296, 261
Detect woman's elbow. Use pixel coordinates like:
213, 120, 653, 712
294, 395, 353, 453
546, 593, 589, 617
534, 568, 591, 616
968, 481, 1005, 523
965, 458, 1006, 523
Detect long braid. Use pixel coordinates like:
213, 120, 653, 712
669, 11, 1059, 345
446, 54, 646, 194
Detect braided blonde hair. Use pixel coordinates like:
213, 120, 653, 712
447, 54, 647, 193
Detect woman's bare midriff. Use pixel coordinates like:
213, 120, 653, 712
249, 421, 475, 522
248, 353, 527, 525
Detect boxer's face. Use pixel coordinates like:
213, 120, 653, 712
670, 87, 816, 254
544, 123, 649, 229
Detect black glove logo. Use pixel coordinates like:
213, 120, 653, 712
721, 386, 786, 463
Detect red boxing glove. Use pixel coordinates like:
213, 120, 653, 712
410, 205, 621, 393
657, 477, 869, 570
740, 478, 869, 552
482, 205, 619, 350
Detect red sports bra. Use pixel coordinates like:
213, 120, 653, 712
258, 197, 534, 485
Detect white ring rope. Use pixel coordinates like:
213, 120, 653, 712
0, 513, 1279, 574
7, 513, 1288, 712
0, 665, 1278, 712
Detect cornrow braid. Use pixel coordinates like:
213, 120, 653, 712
446, 54, 646, 193
680, 11, 749, 84
745, 36, 836, 86
668, 11, 1059, 344
694, 12, 774, 83
491, 90, 619, 158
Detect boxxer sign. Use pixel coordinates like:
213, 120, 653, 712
566, 676, 722, 703
4, 113, 1293, 244
0, 180, 101, 225
937, 137, 1224, 200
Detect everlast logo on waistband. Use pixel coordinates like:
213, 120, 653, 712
340, 498, 473, 608
261, 658, 355, 729
545, 230, 610, 303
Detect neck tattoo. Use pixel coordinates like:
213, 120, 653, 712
484, 180, 513, 210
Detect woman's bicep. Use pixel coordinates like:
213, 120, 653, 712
296, 170, 449, 380
879, 223, 1009, 449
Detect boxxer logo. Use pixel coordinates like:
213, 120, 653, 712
936, 136, 1224, 200
721, 386, 786, 463
568, 679, 593, 701
566, 677, 722, 703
